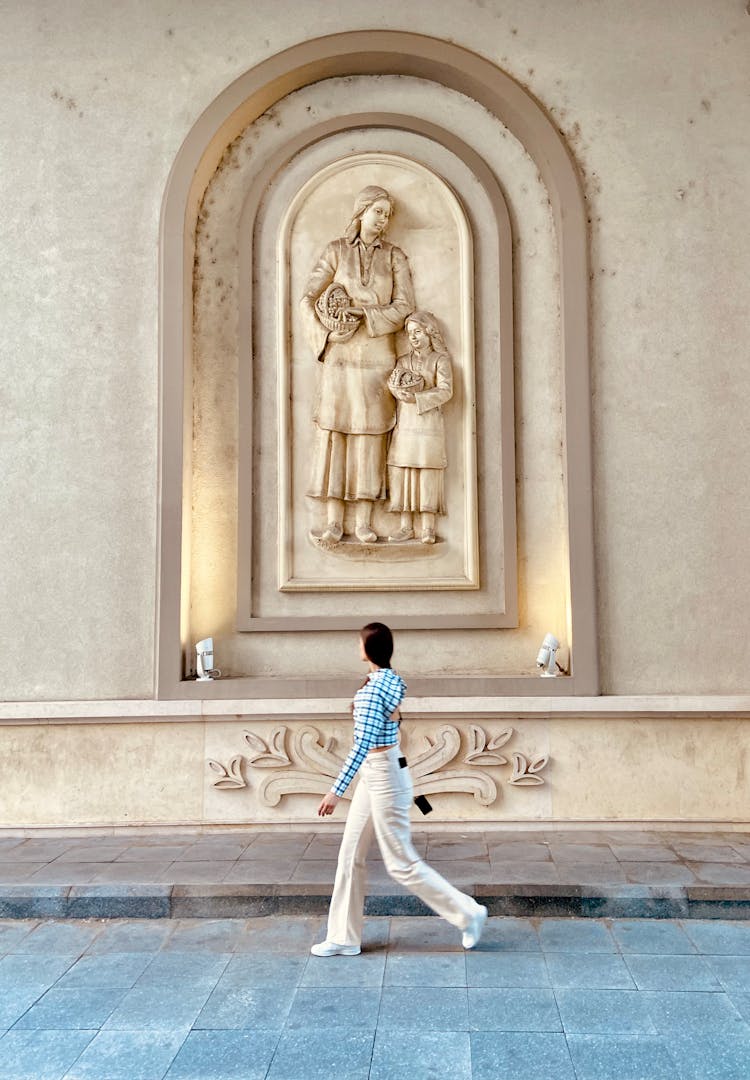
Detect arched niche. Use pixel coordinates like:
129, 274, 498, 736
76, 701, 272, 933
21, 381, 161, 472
158, 31, 597, 699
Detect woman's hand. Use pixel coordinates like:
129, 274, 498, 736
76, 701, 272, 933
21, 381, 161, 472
317, 792, 341, 817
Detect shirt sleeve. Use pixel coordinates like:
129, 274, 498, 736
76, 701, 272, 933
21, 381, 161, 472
330, 678, 397, 798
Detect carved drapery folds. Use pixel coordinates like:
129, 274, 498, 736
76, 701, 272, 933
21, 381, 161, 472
207, 723, 549, 805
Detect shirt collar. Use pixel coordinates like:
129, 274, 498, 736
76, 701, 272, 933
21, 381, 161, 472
349, 235, 383, 250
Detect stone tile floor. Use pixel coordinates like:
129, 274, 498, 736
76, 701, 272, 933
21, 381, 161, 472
2, 828, 750, 889
2, 828, 750, 919
0, 915, 749, 1078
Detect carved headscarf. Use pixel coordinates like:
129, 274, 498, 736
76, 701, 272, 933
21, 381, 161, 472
344, 186, 394, 244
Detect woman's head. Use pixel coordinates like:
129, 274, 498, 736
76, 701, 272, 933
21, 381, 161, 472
360, 622, 394, 668
345, 186, 394, 244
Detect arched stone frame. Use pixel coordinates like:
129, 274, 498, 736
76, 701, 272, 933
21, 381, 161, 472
157, 31, 598, 699
235, 118, 514, 625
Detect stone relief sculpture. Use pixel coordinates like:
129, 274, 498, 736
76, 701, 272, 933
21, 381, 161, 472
387, 311, 453, 545
300, 185, 415, 545
208, 724, 549, 805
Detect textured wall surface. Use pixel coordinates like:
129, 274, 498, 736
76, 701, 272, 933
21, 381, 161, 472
1, 0, 749, 699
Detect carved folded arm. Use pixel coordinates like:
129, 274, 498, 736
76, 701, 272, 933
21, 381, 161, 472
300, 243, 339, 360
415, 354, 453, 414
361, 248, 415, 338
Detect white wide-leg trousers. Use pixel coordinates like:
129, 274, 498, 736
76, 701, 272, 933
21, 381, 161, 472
326, 744, 481, 946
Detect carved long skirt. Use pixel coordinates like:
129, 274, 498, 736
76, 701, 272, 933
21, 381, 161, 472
388, 465, 445, 514
308, 429, 387, 502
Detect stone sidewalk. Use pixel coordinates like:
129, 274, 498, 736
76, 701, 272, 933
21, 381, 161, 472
0, 914, 749, 1078
1, 828, 749, 919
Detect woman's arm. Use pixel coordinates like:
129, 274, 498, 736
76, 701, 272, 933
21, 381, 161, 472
300, 241, 339, 361
361, 247, 415, 338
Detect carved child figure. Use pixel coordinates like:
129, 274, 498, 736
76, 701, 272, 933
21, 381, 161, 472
387, 311, 453, 544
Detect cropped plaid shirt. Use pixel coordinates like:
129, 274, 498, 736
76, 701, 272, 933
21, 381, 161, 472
331, 667, 407, 797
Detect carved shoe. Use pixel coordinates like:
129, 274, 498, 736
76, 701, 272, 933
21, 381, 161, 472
462, 905, 488, 949
388, 527, 415, 543
320, 522, 343, 542
310, 940, 361, 957
354, 524, 377, 544
421, 528, 436, 545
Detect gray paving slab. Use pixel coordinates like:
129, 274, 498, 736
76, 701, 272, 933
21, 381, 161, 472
0, 986, 58, 1031
302, 951, 386, 987
486, 841, 552, 861
387, 915, 464, 951
378, 986, 468, 1030
85, 919, 173, 954
135, 951, 232, 986
623, 861, 698, 884
0, 952, 77, 986
609, 843, 680, 862
166, 1029, 279, 1079
549, 843, 618, 863
161, 918, 247, 952
104, 981, 215, 1032
470, 1031, 576, 1080
13, 921, 102, 954
55, 844, 132, 863
384, 951, 468, 988
0, 920, 38, 951
62, 1029, 186, 1079
701, 954, 750, 993
233, 916, 321, 953
465, 951, 550, 988
728, 991, 750, 1021
0, 1029, 95, 1080
55, 952, 155, 989
663, 1030, 750, 1080
670, 841, 745, 863
624, 952, 722, 991
610, 917, 697, 953
691, 863, 750, 884
13, 986, 127, 1030
193, 984, 296, 1030
117, 844, 192, 862
474, 915, 541, 951
468, 986, 561, 1031
682, 920, 750, 953
285, 986, 382, 1030
370, 1029, 472, 1080
538, 918, 617, 952
268, 1029, 373, 1080
641, 989, 749, 1033
567, 1033, 680, 1080
555, 989, 656, 1034
0, 865, 47, 883
219, 954, 307, 987
544, 952, 636, 989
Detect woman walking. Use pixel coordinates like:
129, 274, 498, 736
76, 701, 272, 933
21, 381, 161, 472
311, 622, 487, 956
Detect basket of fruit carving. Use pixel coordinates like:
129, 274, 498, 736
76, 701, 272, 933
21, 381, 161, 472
388, 366, 425, 397
315, 284, 362, 338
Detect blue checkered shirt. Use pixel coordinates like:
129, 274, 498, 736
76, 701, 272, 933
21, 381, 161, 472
331, 667, 407, 797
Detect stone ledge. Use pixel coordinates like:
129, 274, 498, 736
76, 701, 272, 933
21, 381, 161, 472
1, 882, 749, 920
1, 694, 749, 723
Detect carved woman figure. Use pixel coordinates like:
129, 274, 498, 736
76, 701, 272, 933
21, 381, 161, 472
300, 186, 415, 543
387, 311, 453, 544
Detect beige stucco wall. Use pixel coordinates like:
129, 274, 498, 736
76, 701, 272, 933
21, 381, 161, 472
2, 0, 749, 700
0, 704, 747, 828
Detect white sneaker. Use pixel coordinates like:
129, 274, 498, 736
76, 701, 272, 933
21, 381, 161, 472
462, 905, 488, 949
310, 940, 361, 957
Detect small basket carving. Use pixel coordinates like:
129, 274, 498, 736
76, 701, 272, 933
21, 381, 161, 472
315, 284, 362, 334
388, 366, 425, 394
